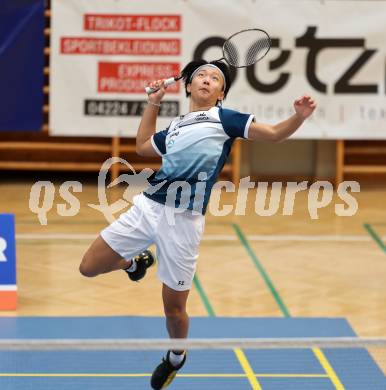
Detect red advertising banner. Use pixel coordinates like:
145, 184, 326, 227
84, 14, 181, 32
61, 38, 181, 55
98, 62, 180, 93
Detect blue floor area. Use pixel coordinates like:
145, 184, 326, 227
0, 316, 357, 339
0, 317, 385, 389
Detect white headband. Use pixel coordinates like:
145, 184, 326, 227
189, 64, 226, 91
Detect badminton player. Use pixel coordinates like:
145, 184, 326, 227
80, 59, 316, 389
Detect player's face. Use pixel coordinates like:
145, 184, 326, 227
187, 66, 225, 105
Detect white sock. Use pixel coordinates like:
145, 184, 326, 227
168, 351, 185, 367
126, 260, 137, 273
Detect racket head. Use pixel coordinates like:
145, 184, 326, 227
222, 28, 271, 68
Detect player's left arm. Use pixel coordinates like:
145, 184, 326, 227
248, 95, 317, 142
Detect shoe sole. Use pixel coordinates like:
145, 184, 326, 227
145, 250, 156, 269
161, 371, 177, 388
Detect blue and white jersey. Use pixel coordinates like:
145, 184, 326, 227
144, 106, 254, 214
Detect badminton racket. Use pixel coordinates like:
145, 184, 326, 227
145, 28, 271, 94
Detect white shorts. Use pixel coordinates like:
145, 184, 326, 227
100, 193, 205, 291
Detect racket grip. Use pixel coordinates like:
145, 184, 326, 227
145, 77, 178, 95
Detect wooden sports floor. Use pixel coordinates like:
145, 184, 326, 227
0, 179, 384, 335
0, 178, 385, 389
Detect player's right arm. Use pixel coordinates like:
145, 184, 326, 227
136, 80, 166, 157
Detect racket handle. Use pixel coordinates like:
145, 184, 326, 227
145, 76, 179, 95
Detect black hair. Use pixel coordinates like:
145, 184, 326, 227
180, 60, 231, 101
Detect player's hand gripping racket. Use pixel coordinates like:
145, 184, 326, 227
145, 28, 271, 94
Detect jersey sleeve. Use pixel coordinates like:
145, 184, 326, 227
218, 107, 255, 139
150, 129, 169, 156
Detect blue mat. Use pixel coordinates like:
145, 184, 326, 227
0, 317, 384, 389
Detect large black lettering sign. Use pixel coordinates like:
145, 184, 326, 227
192, 27, 379, 95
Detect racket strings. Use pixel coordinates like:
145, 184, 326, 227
246, 38, 271, 66
223, 29, 271, 68
223, 41, 240, 67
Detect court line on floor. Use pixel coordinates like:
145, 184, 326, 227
193, 274, 263, 389
16, 233, 386, 242
0, 373, 329, 378
363, 223, 386, 254
192, 275, 215, 317
232, 223, 345, 390
17, 220, 107, 225
232, 225, 289, 317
